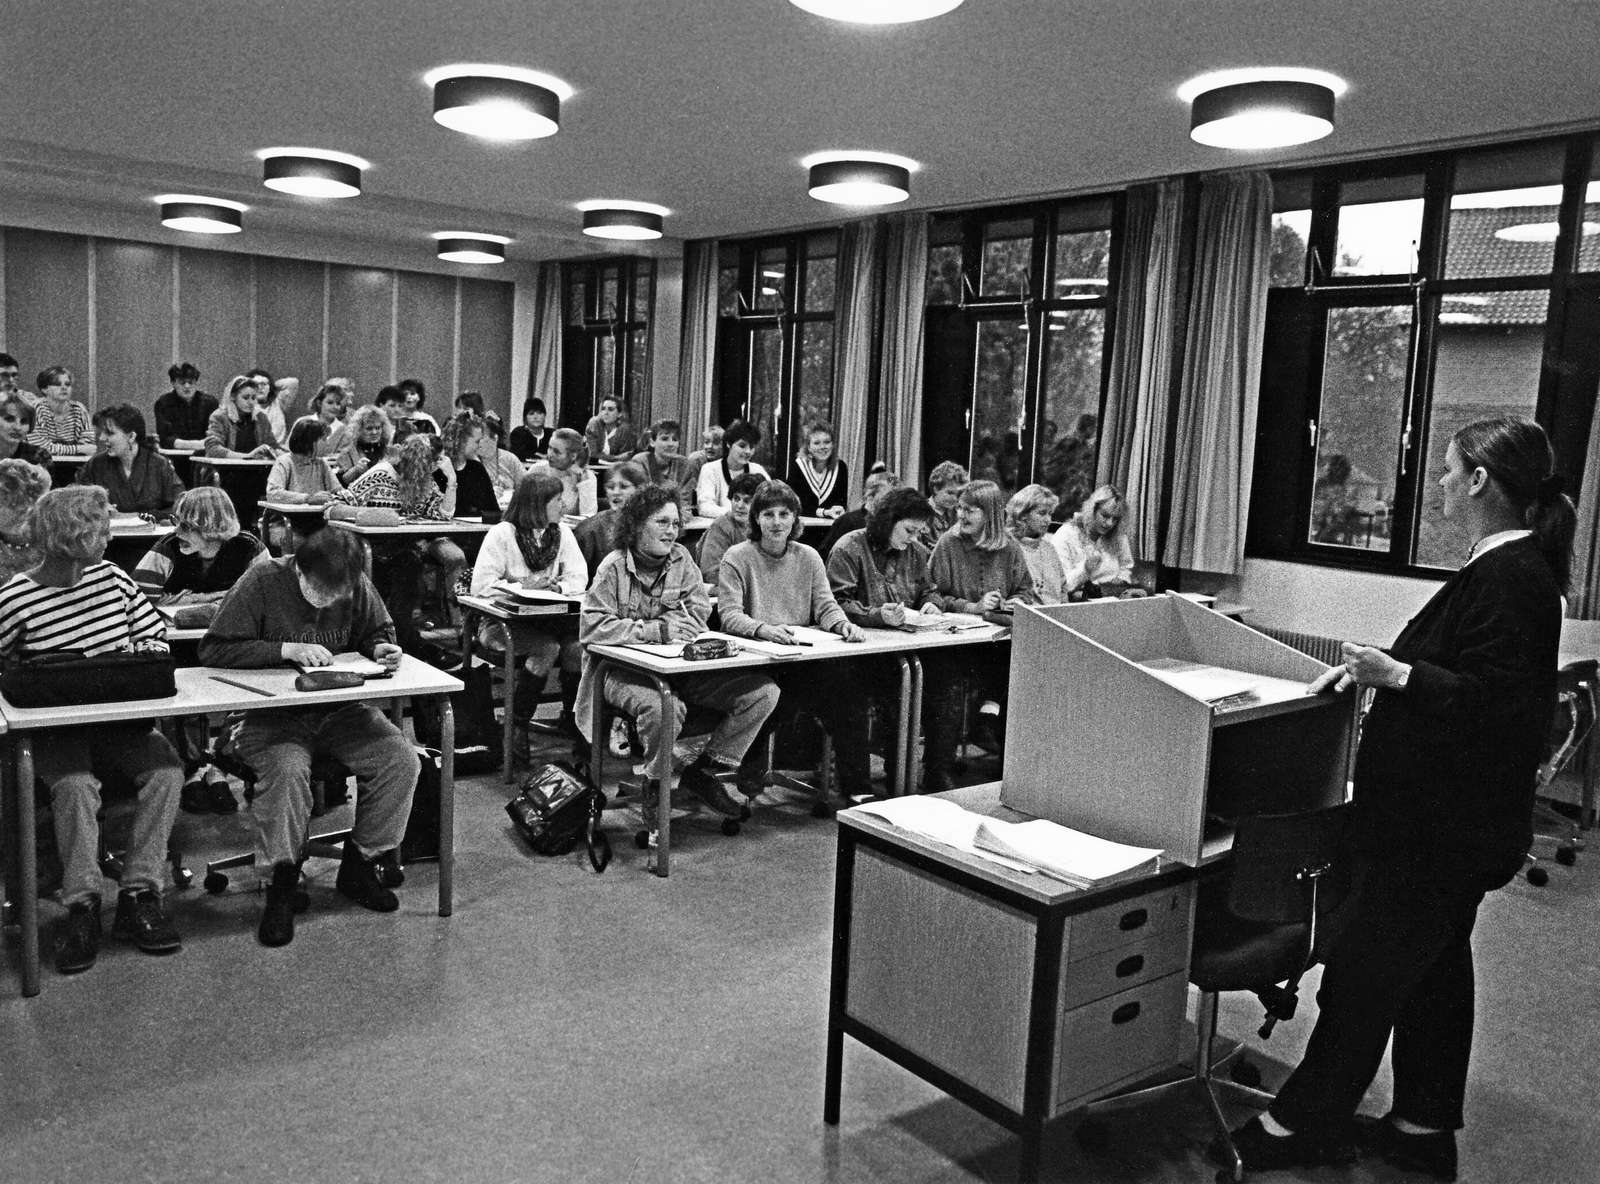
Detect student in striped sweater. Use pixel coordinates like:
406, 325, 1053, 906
26, 366, 94, 455
0, 485, 183, 974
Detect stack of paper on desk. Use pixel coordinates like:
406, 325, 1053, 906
852, 797, 1031, 871
971, 818, 1162, 888
293, 652, 387, 678
897, 609, 989, 632
490, 582, 579, 614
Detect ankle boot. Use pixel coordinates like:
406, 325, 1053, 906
511, 670, 542, 724
509, 722, 532, 770
258, 861, 300, 947
922, 688, 965, 793
557, 669, 582, 736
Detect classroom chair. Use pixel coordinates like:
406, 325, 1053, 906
1525, 657, 1596, 886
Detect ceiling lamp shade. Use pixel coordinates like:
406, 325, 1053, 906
257, 148, 368, 198
804, 152, 916, 206
425, 65, 571, 140
1188, 79, 1337, 150
788, 0, 964, 23
577, 201, 670, 241
432, 232, 511, 264
155, 194, 245, 235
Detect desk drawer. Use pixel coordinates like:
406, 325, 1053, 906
1054, 971, 1187, 1110
1060, 916, 1189, 1010
1066, 883, 1191, 962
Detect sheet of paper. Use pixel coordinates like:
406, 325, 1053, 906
852, 797, 1032, 872
1140, 658, 1260, 703
295, 652, 386, 677
972, 818, 1162, 887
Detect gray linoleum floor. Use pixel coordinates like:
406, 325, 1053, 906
3, 735, 1598, 1184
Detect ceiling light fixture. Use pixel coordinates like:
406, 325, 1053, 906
432, 232, 512, 264
577, 200, 670, 240
787, 0, 964, 23
155, 194, 246, 235
1180, 69, 1346, 150
425, 65, 572, 141
257, 148, 369, 198
803, 152, 917, 206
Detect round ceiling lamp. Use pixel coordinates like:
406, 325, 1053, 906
1180, 69, 1346, 150
803, 152, 917, 206
257, 148, 369, 198
425, 65, 572, 141
155, 194, 246, 235
788, 0, 964, 23
577, 200, 670, 240
432, 232, 512, 264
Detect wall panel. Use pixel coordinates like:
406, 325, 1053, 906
3, 229, 90, 394
459, 277, 514, 422
396, 271, 456, 413
254, 257, 325, 395
178, 247, 254, 398
327, 265, 394, 397
94, 238, 174, 409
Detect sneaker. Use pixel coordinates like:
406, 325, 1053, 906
1355, 1115, 1458, 1182
1226, 1116, 1357, 1173
258, 862, 300, 947
678, 761, 743, 818
608, 716, 633, 758
54, 897, 101, 975
111, 888, 182, 954
335, 844, 400, 912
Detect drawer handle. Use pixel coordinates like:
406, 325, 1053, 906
1112, 1001, 1142, 1026
1115, 954, 1145, 978
1118, 908, 1149, 931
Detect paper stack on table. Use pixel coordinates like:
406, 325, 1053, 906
971, 818, 1162, 888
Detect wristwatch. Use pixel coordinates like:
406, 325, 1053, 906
1394, 664, 1411, 691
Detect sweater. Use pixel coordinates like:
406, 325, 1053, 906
204, 407, 279, 457
816, 507, 866, 562
631, 450, 692, 491
573, 509, 621, 580
0, 440, 53, 469
0, 560, 169, 658
1015, 534, 1068, 605
153, 390, 218, 449
469, 520, 586, 598
1050, 519, 1134, 592
133, 532, 267, 601
696, 512, 746, 582
267, 453, 341, 497
28, 400, 93, 454
75, 450, 185, 517
716, 540, 848, 638
334, 438, 388, 485
451, 459, 499, 518
198, 556, 394, 668
791, 457, 849, 517
335, 461, 445, 520
583, 416, 631, 463
927, 532, 1038, 614
527, 460, 598, 517
696, 458, 769, 518
485, 448, 523, 507
508, 425, 552, 461
826, 529, 938, 627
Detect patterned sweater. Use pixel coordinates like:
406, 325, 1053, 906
0, 561, 169, 658
28, 400, 93, 454
198, 557, 394, 668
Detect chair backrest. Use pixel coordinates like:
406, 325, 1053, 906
1226, 803, 1352, 927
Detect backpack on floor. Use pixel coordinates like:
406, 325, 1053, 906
414, 661, 502, 775
505, 761, 611, 873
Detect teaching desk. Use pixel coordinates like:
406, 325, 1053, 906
1, 655, 460, 998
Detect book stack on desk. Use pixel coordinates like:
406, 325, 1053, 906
896, 609, 989, 633
489, 582, 580, 616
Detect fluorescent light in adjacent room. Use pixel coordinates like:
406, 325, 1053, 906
1180, 68, 1346, 150
803, 151, 917, 206
577, 200, 670, 240
257, 148, 369, 198
1495, 220, 1599, 243
788, 0, 964, 23
155, 194, 246, 235
432, 232, 512, 264
425, 64, 573, 140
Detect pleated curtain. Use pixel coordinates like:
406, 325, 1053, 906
876, 212, 928, 487
677, 240, 720, 441
1569, 407, 1600, 617
831, 218, 882, 491
1162, 171, 1272, 574
529, 260, 563, 419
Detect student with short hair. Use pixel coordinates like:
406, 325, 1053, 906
697, 470, 765, 582
681, 424, 724, 495
374, 384, 409, 425
398, 378, 439, 433
1006, 483, 1068, 605
205, 375, 280, 458
0, 485, 184, 973
304, 382, 351, 457
791, 421, 849, 519
334, 404, 394, 486
199, 525, 418, 948
583, 395, 630, 463
0, 393, 53, 469
28, 366, 94, 454
154, 362, 215, 451
1051, 484, 1138, 598
696, 419, 768, 518
529, 427, 599, 517
574, 460, 648, 578
630, 418, 692, 490
77, 403, 185, 518
508, 397, 553, 461
817, 466, 898, 561
926, 460, 969, 538
453, 390, 486, 417
266, 419, 341, 500
0, 351, 38, 408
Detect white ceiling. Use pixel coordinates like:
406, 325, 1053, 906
2, 0, 1597, 270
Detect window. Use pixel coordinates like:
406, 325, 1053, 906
560, 258, 653, 432
1250, 134, 1600, 575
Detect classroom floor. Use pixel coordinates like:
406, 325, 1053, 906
2, 730, 1597, 1184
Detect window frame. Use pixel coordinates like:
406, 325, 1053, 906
559, 257, 653, 432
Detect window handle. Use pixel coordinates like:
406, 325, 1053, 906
1308, 419, 1318, 449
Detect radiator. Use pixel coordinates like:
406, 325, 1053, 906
1252, 625, 1345, 667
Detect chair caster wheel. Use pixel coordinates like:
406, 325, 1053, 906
1075, 1119, 1110, 1153
203, 871, 229, 894
1526, 865, 1549, 886
811, 801, 835, 819
633, 829, 650, 850
720, 818, 741, 837
1556, 844, 1577, 866
172, 866, 194, 891
1229, 1059, 1262, 1088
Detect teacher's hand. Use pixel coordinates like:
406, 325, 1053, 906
1340, 642, 1409, 689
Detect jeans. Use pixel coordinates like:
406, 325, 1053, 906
604, 668, 779, 769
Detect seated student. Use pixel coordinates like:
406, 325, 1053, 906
470, 471, 587, 760
578, 484, 779, 817
630, 418, 692, 491
398, 378, 439, 433
437, 411, 499, 520
574, 460, 647, 579
697, 470, 765, 583
334, 404, 394, 486
791, 421, 850, 519
0, 351, 38, 408
696, 419, 768, 518
198, 527, 418, 948
479, 412, 525, 509
259, 376, 299, 445
508, 397, 553, 461
817, 464, 896, 561
374, 384, 410, 427
77, 403, 185, 519
583, 396, 631, 464
681, 424, 724, 496
926, 460, 969, 538
28, 366, 94, 455
305, 381, 351, 458
0, 485, 184, 973
453, 390, 486, 417
205, 375, 280, 458
1006, 483, 1068, 605
0, 458, 50, 584
717, 479, 873, 802
1051, 483, 1140, 599
266, 419, 341, 501
528, 427, 599, 517
153, 362, 215, 452
0, 393, 54, 469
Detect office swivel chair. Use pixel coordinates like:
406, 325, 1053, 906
1078, 802, 1352, 1184
1525, 658, 1595, 886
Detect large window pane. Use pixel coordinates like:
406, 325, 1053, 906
1446, 142, 1566, 279
980, 218, 1032, 297
718, 265, 739, 317
971, 319, 1030, 498
747, 326, 783, 469
567, 273, 588, 326
1271, 210, 1311, 287
804, 233, 837, 313
927, 243, 962, 305
625, 329, 648, 427
756, 248, 787, 312
1415, 291, 1548, 568
1039, 309, 1105, 515
1309, 305, 1413, 552
1051, 229, 1110, 297
631, 269, 653, 323
593, 334, 617, 427
797, 322, 835, 435
599, 266, 620, 320
1580, 163, 1600, 271
1335, 176, 1425, 276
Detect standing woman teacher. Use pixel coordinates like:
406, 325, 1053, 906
1234, 417, 1572, 1182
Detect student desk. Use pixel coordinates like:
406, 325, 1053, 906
258, 499, 332, 520
105, 520, 175, 572
459, 592, 581, 782
325, 517, 493, 540
160, 446, 202, 487
44, 449, 94, 485
0, 656, 460, 998
192, 456, 275, 532
827, 783, 1197, 1184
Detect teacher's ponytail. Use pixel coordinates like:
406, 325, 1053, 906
1453, 416, 1575, 590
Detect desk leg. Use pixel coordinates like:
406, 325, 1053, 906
906, 656, 924, 796
650, 673, 676, 878
436, 695, 455, 917
15, 737, 40, 997
823, 826, 857, 1124
492, 620, 516, 784
588, 658, 610, 796
1018, 910, 1067, 1184
892, 657, 912, 797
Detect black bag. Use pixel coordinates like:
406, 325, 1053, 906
505, 762, 611, 872
0, 650, 176, 708
400, 746, 443, 864
413, 662, 502, 775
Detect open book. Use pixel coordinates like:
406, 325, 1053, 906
971, 818, 1162, 888
897, 609, 990, 633
293, 652, 388, 678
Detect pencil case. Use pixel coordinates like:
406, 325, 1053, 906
294, 669, 367, 691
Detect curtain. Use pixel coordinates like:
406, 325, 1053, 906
677, 240, 719, 441
1162, 172, 1272, 574
1569, 407, 1600, 617
832, 218, 882, 491
1099, 180, 1186, 561
530, 260, 563, 421
876, 212, 928, 487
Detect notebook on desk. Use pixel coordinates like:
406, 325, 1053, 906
897, 609, 989, 633
292, 652, 389, 679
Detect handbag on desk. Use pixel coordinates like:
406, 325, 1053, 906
505, 762, 611, 872
0, 650, 177, 707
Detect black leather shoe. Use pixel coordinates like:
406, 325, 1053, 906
375, 849, 407, 888
180, 779, 212, 814
1227, 1116, 1357, 1172
54, 897, 101, 975
258, 862, 300, 947
1355, 1115, 1458, 1182
336, 845, 400, 912
678, 761, 743, 818
111, 888, 181, 954
206, 780, 239, 814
